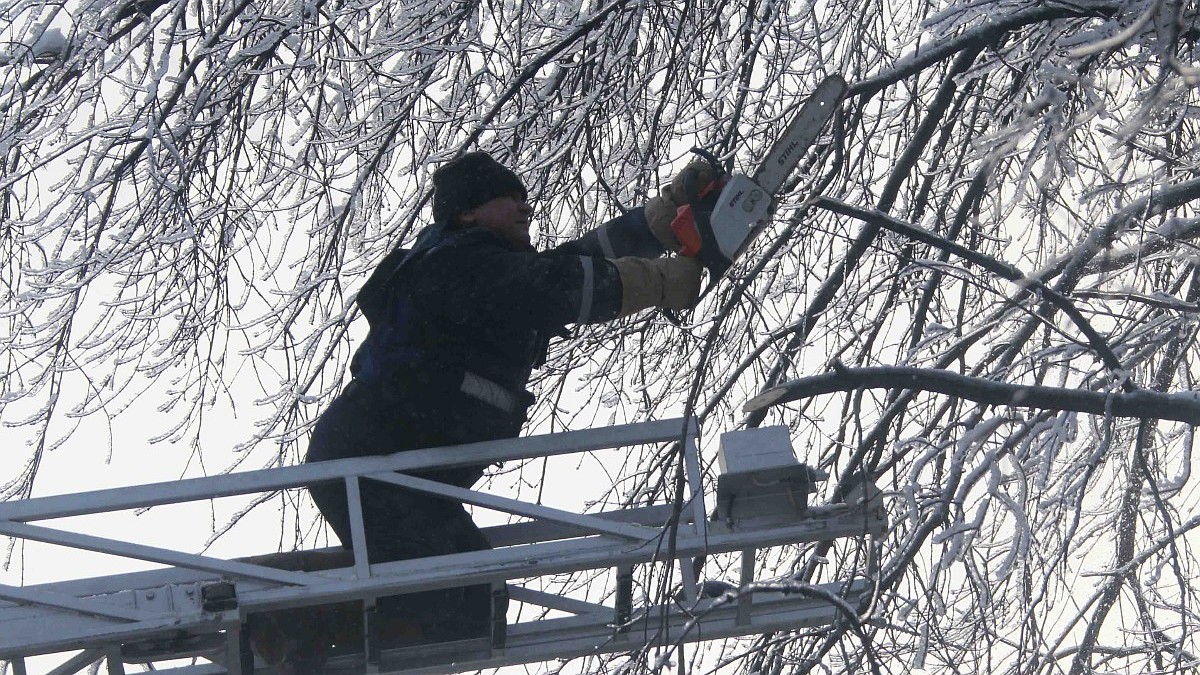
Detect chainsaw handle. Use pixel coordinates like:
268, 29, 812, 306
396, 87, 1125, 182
671, 204, 703, 257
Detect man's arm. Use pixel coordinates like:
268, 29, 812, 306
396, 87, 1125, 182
552, 160, 718, 259
413, 244, 624, 330
414, 240, 700, 334
552, 208, 666, 259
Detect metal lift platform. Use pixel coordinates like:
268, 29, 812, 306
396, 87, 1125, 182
0, 418, 885, 674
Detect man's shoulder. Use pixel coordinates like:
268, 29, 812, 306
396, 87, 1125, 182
356, 244, 412, 321
420, 227, 501, 253
421, 228, 544, 265
404, 230, 512, 289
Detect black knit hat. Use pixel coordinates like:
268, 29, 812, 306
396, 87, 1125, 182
432, 151, 527, 224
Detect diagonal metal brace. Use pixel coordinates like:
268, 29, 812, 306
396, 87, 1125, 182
0, 582, 158, 622
0, 520, 316, 587
365, 472, 659, 541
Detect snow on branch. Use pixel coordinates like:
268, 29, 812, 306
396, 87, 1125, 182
744, 365, 1200, 424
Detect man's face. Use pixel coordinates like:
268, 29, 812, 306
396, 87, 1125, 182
460, 193, 534, 248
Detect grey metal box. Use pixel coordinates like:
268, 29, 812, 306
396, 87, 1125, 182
717, 426, 797, 474
716, 426, 822, 521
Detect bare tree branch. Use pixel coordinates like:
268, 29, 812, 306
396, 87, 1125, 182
745, 365, 1200, 423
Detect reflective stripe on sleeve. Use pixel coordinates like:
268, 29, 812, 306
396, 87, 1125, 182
576, 256, 596, 324
597, 224, 617, 258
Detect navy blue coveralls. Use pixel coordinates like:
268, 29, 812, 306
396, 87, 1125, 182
305, 209, 661, 638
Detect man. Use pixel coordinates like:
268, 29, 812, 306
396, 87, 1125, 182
261, 151, 707, 671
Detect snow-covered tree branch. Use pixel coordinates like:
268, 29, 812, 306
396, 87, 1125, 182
747, 364, 1200, 423
4, 0, 1200, 672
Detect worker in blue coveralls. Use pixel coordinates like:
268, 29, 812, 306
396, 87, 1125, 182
260, 151, 710, 672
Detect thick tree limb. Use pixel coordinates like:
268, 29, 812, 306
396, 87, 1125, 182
852, 1, 1121, 98
814, 196, 1132, 387
744, 366, 1200, 424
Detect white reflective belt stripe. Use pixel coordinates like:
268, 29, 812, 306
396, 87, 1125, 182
597, 224, 616, 258
461, 372, 516, 413
577, 256, 596, 324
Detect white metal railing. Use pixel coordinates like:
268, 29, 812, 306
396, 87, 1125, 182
0, 418, 706, 664
0, 416, 885, 675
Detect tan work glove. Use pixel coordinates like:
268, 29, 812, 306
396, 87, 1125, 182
609, 256, 703, 317
644, 159, 719, 252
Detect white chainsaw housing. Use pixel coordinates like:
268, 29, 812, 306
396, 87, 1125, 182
710, 173, 773, 262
